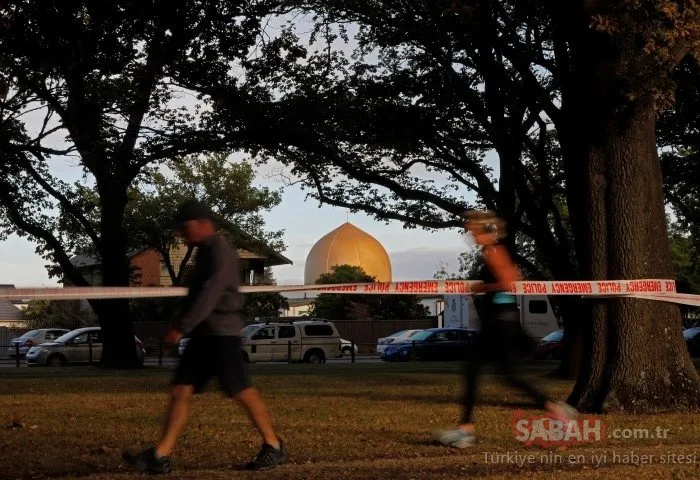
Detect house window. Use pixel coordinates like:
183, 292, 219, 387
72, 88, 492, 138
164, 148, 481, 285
278, 326, 296, 339
528, 300, 548, 314
303, 325, 334, 336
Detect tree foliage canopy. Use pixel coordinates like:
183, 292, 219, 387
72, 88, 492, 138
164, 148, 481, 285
23, 299, 97, 330
65, 152, 285, 285
0, 0, 296, 367
310, 265, 429, 320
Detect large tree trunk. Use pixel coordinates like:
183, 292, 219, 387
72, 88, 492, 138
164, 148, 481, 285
91, 188, 141, 369
559, 42, 700, 410
547, 297, 583, 379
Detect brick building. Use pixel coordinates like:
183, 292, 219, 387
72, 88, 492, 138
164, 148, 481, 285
69, 231, 292, 288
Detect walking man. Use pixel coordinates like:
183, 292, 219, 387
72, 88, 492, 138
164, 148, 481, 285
123, 200, 287, 473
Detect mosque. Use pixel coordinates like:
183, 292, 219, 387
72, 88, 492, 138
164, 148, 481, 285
304, 222, 392, 285
282, 222, 442, 317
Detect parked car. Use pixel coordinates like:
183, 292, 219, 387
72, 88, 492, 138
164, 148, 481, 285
25, 327, 146, 366
376, 329, 424, 355
381, 328, 479, 362
178, 337, 190, 357
179, 321, 342, 364
339, 338, 358, 357
8, 329, 70, 359
684, 327, 700, 358
241, 321, 341, 364
534, 329, 565, 360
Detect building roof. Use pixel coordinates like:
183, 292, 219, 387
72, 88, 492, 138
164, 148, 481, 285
0, 284, 27, 305
69, 230, 292, 269
286, 298, 314, 307
0, 299, 24, 322
304, 222, 391, 284
225, 225, 292, 267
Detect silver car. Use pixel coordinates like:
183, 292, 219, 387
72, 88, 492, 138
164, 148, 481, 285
376, 329, 424, 356
8, 328, 70, 358
25, 327, 146, 366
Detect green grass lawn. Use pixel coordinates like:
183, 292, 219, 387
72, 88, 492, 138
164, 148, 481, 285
0, 363, 698, 479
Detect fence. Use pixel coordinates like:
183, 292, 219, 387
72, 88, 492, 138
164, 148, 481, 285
331, 319, 437, 353
0, 327, 30, 348
0, 327, 30, 359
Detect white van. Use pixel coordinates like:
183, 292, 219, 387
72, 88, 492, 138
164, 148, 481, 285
240, 320, 341, 364
442, 294, 561, 340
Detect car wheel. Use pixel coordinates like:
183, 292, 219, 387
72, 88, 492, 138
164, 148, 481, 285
47, 354, 67, 367
304, 350, 324, 364
241, 352, 250, 364
341, 347, 351, 356
546, 352, 555, 360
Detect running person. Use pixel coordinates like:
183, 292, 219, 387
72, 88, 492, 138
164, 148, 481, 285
123, 200, 287, 473
434, 210, 576, 448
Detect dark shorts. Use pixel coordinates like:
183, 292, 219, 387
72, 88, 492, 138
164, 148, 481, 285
173, 336, 251, 397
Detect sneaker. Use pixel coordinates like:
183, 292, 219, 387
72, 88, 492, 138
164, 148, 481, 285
245, 441, 288, 470
122, 447, 172, 474
550, 401, 578, 423
434, 428, 476, 449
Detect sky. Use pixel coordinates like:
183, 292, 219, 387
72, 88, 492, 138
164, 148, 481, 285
0, 156, 479, 287
254, 167, 478, 285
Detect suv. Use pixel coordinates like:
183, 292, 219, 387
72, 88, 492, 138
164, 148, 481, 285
241, 320, 341, 364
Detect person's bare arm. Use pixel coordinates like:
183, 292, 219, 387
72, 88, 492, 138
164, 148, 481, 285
482, 245, 521, 291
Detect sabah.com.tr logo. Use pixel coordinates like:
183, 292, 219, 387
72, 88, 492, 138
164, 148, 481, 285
513, 410, 605, 447
512, 411, 671, 447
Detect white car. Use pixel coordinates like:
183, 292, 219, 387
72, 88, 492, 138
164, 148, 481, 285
339, 338, 359, 356
180, 321, 342, 364
178, 337, 190, 357
376, 329, 424, 356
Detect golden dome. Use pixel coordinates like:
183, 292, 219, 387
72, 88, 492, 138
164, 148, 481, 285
304, 222, 392, 284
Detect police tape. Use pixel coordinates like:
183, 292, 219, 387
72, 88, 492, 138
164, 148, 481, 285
1, 279, 698, 305
628, 293, 700, 307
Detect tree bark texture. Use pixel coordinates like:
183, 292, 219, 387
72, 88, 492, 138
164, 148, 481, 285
90, 187, 141, 369
559, 37, 700, 411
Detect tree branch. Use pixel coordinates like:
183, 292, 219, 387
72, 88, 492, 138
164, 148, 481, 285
0, 191, 88, 287
305, 169, 462, 229
160, 247, 178, 286
665, 190, 696, 225
514, 251, 547, 280
17, 149, 102, 250
119, 37, 166, 177
295, 144, 469, 216
175, 246, 194, 285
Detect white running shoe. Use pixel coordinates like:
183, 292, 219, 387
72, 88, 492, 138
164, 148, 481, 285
433, 428, 476, 449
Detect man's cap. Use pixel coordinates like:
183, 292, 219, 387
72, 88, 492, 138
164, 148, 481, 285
172, 200, 213, 228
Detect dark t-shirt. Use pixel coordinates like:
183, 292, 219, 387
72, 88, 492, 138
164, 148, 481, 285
172, 234, 243, 337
